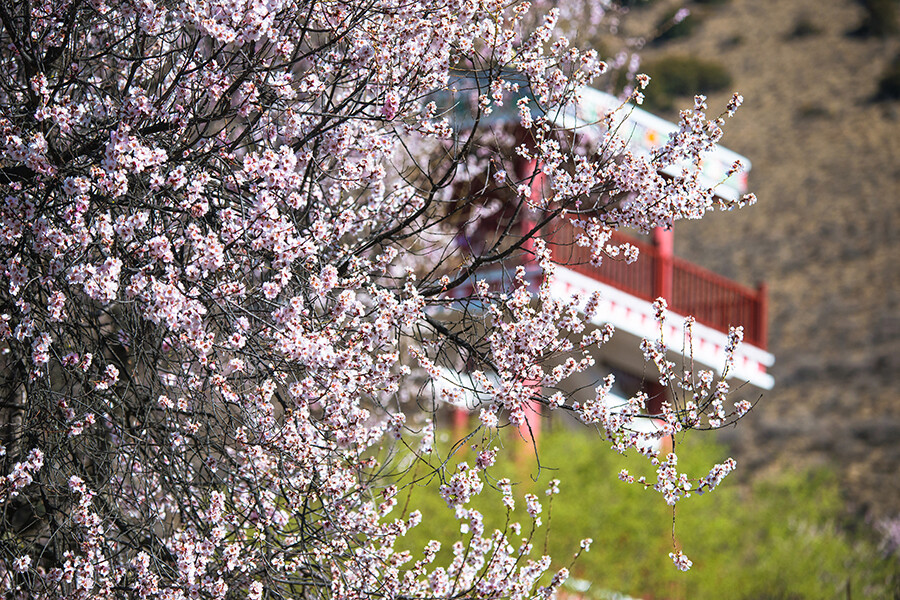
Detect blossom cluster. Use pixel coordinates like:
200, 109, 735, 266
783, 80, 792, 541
0, 0, 754, 595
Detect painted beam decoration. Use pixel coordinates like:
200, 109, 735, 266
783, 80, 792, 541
442, 72, 751, 203
550, 267, 775, 391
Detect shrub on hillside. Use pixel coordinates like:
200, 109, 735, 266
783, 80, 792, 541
653, 7, 700, 43
641, 55, 733, 110
851, 0, 900, 37
877, 54, 900, 100
788, 15, 823, 39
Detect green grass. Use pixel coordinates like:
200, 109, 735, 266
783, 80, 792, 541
393, 428, 899, 599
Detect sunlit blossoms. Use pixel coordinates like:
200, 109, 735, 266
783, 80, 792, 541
0, 0, 755, 596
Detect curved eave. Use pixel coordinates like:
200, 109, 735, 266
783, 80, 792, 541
549, 266, 775, 391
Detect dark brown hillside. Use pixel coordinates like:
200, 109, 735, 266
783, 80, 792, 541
635, 0, 900, 518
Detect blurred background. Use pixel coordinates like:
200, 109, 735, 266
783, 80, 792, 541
649, 0, 899, 524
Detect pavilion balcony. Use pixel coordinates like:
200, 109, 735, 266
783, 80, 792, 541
444, 82, 774, 391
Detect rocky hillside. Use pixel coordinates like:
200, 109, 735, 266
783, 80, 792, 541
631, 0, 900, 519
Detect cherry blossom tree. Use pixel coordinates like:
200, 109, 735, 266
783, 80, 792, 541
0, 0, 755, 597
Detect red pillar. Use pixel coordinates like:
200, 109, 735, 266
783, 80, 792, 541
515, 156, 544, 444
756, 281, 768, 350
452, 405, 469, 442
515, 156, 545, 246
649, 230, 675, 454
652, 227, 674, 301
516, 382, 542, 445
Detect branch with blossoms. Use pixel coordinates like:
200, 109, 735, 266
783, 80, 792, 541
0, 0, 759, 596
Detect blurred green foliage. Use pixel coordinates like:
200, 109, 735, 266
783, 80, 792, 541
394, 429, 898, 599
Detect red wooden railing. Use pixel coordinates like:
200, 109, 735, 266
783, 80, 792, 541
543, 222, 768, 349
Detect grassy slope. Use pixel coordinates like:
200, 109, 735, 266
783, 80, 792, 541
394, 430, 898, 599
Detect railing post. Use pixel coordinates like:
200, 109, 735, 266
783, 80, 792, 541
652, 227, 674, 301
756, 281, 768, 350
